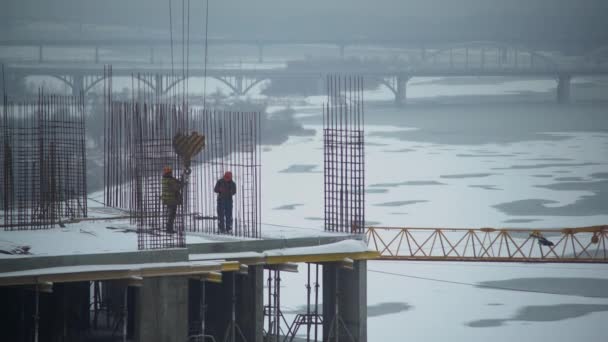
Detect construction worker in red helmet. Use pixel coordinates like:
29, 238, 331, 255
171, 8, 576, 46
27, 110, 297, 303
214, 171, 236, 233
161, 165, 183, 234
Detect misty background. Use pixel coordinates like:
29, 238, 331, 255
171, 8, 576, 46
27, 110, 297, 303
2, 0, 608, 51
1, 1, 608, 341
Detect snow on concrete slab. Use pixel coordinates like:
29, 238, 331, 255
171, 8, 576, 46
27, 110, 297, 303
0, 217, 212, 258
189, 251, 265, 261
189, 240, 369, 262
0, 260, 223, 279
264, 239, 369, 257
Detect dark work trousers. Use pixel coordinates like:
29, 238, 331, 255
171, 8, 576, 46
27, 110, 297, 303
217, 198, 233, 232
166, 204, 177, 233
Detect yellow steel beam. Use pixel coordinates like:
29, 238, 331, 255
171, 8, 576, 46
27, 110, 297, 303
265, 251, 380, 265
0, 263, 225, 287
366, 226, 608, 263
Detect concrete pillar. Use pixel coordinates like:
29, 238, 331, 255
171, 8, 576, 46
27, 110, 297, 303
500, 47, 508, 64
203, 269, 263, 342
317, 76, 326, 95
44, 282, 90, 342
235, 76, 244, 95
72, 74, 84, 97
136, 276, 189, 342
323, 260, 367, 342
395, 74, 409, 107
237, 266, 264, 342
449, 49, 454, 68
257, 44, 264, 63
557, 74, 571, 104
154, 74, 164, 97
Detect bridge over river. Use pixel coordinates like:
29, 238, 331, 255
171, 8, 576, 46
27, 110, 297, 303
3, 41, 608, 104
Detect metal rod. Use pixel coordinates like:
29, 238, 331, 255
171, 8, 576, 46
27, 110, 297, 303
123, 286, 128, 342
201, 280, 206, 338
34, 284, 39, 342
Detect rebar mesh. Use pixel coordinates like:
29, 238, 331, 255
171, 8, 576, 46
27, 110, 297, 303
103, 69, 262, 246
1, 91, 87, 230
323, 75, 365, 233
132, 102, 190, 249
190, 109, 261, 238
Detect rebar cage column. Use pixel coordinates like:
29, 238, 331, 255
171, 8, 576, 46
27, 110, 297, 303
1, 90, 87, 230
323, 75, 365, 234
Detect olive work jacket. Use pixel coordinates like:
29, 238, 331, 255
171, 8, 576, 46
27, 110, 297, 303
161, 175, 183, 206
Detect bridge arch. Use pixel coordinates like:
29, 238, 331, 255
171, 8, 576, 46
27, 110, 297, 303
82, 75, 109, 94
9, 74, 76, 95
373, 77, 398, 98
415, 41, 557, 70
163, 75, 268, 96
48, 75, 74, 89
241, 78, 268, 95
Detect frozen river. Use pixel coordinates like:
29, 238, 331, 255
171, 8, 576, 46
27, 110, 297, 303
258, 76, 608, 341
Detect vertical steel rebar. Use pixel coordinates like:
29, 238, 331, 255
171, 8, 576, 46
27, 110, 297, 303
323, 75, 365, 233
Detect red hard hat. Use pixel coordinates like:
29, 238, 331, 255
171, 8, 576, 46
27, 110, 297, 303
224, 171, 232, 181
163, 166, 172, 175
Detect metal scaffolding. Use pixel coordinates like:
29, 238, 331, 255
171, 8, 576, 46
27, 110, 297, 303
1, 91, 87, 230
284, 263, 323, 342
323, 75, 365, 234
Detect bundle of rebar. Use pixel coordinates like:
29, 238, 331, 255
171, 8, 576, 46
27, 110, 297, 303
1, 90, 87, 230
323, 75, 365, 234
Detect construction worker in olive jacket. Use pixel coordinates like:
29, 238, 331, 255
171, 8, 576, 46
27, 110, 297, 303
214, 171, 236, 233
161, 166, 183, 233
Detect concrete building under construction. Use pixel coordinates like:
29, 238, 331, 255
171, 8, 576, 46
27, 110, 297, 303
0, 74, 374, 342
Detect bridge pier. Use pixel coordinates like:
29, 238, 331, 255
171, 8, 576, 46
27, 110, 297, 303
38, 45, 43, 63
557, 74, 571, 104
500, 47, 508, 64
317, 76, 325, 95
235, 76, 244, 95
72, 74, 84, 97
95, 46, 99, 64
395, 74, 409, 106
154, 74, 164, 97
257, 44, 264, 63
339, 44, 345, 59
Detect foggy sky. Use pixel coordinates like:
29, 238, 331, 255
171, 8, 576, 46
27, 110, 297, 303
2, 0, 608, 46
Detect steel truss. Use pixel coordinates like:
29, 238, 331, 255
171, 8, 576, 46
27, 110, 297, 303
367, 226, 608, 263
